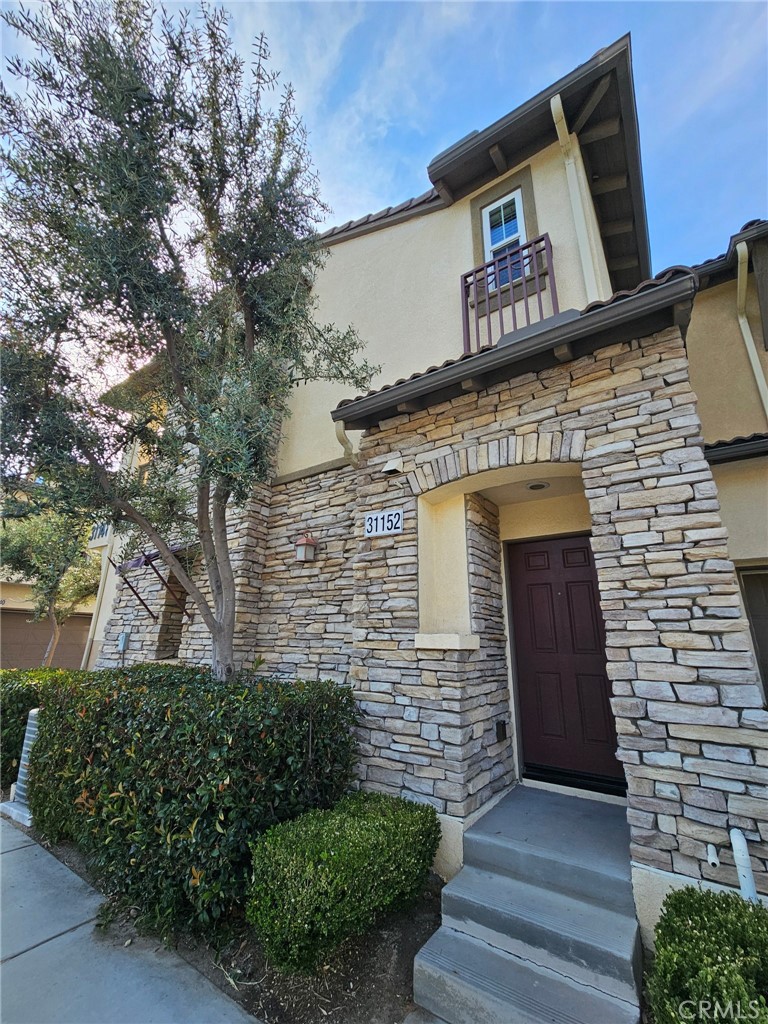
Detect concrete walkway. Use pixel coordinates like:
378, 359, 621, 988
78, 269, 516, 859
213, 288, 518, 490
0, 816, 255, 1024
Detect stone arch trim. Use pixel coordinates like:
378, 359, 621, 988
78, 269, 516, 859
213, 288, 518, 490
406, 429, 585, 497
356, 328, 768, 890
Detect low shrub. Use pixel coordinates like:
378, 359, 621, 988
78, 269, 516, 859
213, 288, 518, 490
648, 886, 768, 1024
247, 792, 441, 972
27, 669, 358, 934
0, 668, 85, 787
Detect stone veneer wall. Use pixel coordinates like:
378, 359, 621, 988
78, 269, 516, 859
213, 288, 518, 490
96, 322, 768, 893
98, 488, 270, 669
353, 325, 767, 889
252, 464, 358, 683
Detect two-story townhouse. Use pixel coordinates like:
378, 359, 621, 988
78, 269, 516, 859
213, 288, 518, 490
96, 34, 768, 1022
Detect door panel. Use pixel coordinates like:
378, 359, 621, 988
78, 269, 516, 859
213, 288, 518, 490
508, 535, 623, 786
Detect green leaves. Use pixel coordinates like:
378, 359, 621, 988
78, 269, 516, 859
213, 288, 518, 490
16, 665, 358, 937
247, 793, 441, 972
648, 886, 768, 1024
0, 2, 377, 674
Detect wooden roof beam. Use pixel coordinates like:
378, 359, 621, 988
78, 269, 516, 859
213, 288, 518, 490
601, 218, 634, 238
591, 173, 628, 196
579, 116, 621, 145
488, 143, 508, 174
571, 73, 612, 135
607, 254, 640, 272
434, 179, 454, 206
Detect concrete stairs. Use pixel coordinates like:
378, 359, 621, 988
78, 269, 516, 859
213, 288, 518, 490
412, 786, 641, 1024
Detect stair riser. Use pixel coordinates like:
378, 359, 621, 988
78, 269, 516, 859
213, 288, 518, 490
414, 960, 545, 1024
463, 833, 634, 912
442, 896, 641, 1004
414, 946, 640, 1024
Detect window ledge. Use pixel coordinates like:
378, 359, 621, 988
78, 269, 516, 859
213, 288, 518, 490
414, 632, 481, 651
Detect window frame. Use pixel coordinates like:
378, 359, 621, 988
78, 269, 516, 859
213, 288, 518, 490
481, 187, 527, 266
737, 565, 768, 696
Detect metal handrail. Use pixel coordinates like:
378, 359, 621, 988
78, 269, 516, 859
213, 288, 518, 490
461, 233, 559, 354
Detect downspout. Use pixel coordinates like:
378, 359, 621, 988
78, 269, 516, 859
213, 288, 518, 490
80, 438, 140, 670
730, 828, 759, 904
735, 241, 768, 421
334, 420, 359, 468
80, 529, 115, 670
550, 94, 601, 305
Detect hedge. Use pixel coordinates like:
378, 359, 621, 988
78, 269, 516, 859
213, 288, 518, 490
23, 666, 358, 934
0, 666, 203, 788
0, 668, 88, 787
648, 886, 768, 1024
247, 792, 441, 972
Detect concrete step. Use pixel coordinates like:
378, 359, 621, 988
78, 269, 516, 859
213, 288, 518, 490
442, 866, 641, 1003
414, 927, 640, 1024
463, 787, 634, 913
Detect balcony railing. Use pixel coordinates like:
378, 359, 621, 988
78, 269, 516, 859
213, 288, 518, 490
461, 233, 559, 354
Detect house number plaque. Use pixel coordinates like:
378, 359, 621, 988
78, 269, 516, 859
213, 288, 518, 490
364, 509, 404, 537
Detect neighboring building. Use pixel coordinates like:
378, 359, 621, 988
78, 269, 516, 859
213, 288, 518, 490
0, 574, 95, 669
94, 34, 768, 1018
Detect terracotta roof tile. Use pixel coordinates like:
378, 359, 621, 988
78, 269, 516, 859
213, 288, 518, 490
335, 267, 696, 411
320, 188, 441, 242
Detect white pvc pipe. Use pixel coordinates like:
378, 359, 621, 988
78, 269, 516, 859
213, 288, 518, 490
735, 241, 768, 421
730, 827, 759, 903
550, 93, 601, 305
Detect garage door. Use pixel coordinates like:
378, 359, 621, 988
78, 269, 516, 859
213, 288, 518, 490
0, 611, 92, 670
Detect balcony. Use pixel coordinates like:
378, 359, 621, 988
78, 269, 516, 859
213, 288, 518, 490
461, 233, 560, 354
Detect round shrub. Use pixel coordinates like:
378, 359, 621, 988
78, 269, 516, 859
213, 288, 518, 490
648, 886, 768, 1024
27, 668, 358, 935
247, 792, 441, 972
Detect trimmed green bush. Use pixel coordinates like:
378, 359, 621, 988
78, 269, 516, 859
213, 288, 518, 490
247, 792, 441, 972
1, 668, 83, 787
26, 668, 358, 934
648, 886, 768, 1024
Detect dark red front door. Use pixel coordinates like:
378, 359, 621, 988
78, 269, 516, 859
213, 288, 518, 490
507, 535, 623, 789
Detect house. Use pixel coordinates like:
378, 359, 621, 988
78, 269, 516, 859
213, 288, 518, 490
94, 35, 768, 1022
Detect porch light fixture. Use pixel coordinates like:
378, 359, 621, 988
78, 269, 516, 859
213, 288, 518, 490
294, 534, 318, 563
526, 481, 550, 491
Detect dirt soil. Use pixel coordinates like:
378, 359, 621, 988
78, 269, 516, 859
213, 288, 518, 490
8, 808, 442, 1024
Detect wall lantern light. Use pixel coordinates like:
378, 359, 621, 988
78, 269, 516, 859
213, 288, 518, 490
295, 534, 318, 563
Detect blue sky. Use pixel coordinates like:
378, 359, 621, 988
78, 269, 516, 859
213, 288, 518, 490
3, 1, 766, 272
218, 0, 767, 272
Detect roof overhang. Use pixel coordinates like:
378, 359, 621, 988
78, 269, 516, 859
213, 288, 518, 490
427, 35, 651, 294
696, 219, 768, 291
332, 271, 697, 431
704, 434, 768, 465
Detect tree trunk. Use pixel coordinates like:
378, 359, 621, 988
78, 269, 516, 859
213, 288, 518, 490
42, 605, 61, 667
211, 626, 236, 682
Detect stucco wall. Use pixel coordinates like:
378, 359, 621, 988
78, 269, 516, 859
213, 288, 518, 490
278, 139, 611, 476
687, 278, 768, 444
713, 457, 768, 563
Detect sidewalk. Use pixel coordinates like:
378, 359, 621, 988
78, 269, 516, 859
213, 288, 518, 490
0, 817, 255, 1024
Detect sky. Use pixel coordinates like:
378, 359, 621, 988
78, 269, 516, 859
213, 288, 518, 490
2, 0, 766, 272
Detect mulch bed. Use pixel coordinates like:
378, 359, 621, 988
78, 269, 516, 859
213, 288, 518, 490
2, 801, 442, 1024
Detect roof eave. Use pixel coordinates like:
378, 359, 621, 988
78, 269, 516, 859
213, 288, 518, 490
332, 272, 697, 430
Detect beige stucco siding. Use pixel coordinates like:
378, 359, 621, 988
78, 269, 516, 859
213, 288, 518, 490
498, 490, 591, 542
278, 141, 610, 476
687, 278, 768, 444
713, 457, 768, 563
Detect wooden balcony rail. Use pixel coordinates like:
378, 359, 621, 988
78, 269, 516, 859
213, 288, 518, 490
461, 233, 559, 354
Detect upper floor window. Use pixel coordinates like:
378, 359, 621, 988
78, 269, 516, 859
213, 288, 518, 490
482, 189, 527, 286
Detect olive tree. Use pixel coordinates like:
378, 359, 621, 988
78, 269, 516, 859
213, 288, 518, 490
0, 0, 374, 679
1, 511, 101, 666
